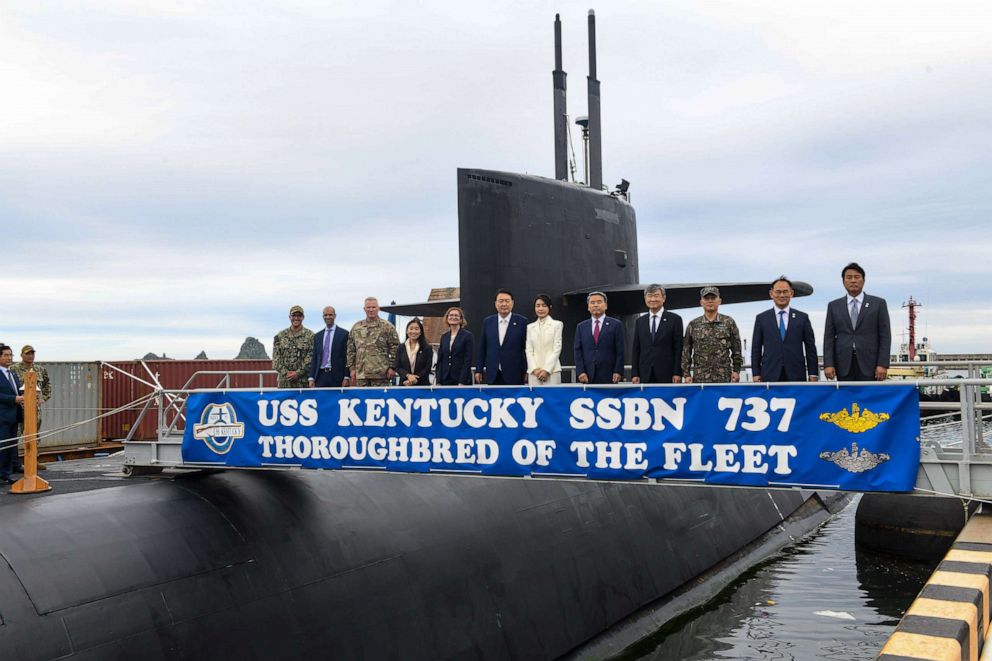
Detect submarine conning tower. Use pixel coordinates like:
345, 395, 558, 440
458, 11, 636, 356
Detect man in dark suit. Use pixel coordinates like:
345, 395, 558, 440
751, 276, 819, 383
475, 289, 528, 385
824, 262, 891, 382
308, 306, 350, 388
574, 292, 625, 384
0, 344, 25, 483
631, 284, 683, 384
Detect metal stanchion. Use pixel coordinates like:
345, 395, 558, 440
11, 371, 51, 494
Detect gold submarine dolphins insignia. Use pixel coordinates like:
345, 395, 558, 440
819, 402, 890, 433
818, 403, 893, 473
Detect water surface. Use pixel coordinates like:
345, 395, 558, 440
625, 497, 938, 660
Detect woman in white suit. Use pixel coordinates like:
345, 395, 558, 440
526, 293, 563, 385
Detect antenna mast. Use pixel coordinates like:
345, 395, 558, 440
553, 14, 569, 181
586, 10, 603, 190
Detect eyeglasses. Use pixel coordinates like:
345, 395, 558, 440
772, 290, 792, 295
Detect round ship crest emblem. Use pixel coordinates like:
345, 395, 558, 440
192, 403, 245, 455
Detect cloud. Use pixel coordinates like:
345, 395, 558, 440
1, 1, 990, 359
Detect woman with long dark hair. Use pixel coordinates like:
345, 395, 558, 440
396, 318, 433, 386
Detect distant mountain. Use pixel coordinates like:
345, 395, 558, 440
142, 352, 172, 360
195, 350, 208, 360
236, 337, 269, 360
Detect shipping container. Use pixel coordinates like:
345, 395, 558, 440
101, 360, 276, 441
33, 362, 102, 450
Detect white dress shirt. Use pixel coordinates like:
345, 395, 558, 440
498, 315, 510, 345
647, 308, 665, 336
772, 306, 791, 332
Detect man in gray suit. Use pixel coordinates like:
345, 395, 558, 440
823, 262, 891, 381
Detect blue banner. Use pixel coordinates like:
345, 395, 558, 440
181, 385, 921, 492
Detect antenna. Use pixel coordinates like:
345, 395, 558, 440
902, 296, 921, 360
565, 114, 579, 182
553, 14, 568, 181
575, 116, 590, 184
586, 9, 603, 190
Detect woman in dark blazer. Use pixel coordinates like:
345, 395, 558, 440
397, 318, 433, 386
436, 307, 474, 385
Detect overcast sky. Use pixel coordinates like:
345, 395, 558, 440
2, 1, 990, 361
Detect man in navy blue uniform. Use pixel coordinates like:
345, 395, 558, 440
751, 276, 819, 383
574, 292, 625, 384
308, 306, 350, 388
475, 289, 528, 385
0, 344, 25, 483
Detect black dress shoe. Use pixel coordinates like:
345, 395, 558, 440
2, 477, 15, 485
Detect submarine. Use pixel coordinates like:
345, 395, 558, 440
384, 11, 812, 354
0, 13, 845, 660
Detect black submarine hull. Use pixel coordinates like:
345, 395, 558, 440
0, 468, 840, 659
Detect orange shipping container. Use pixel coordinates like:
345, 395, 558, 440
101, 360, 277, 441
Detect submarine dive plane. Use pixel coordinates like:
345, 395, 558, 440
0, 13, 844, 660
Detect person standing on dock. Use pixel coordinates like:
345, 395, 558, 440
347, 297, 400, 387
823, 262, 891, 381
272, 305, 314, 389
0, 344, 24, 483
631, 284, 683, 384
574, 291, 625, 384
751, 277, 819, 383
11, 345, 52, 431
476, 289, 528, 385
308, 306, 350, 388
682, 286, 743, 383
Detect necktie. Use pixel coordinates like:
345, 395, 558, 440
593, 319, 601, 344
778, 310, 786, 340
323, 328, 332, 367
651, 315, 657, 340
850, 299, 860, 328
5, 370, 15, 392
499, 318, 507, 345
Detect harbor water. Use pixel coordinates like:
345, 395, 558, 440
624, 495, 940, 660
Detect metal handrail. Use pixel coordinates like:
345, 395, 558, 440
158, 377, 992, 392
155, 369, 277, 437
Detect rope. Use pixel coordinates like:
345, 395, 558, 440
912, 486, 992, 507
0, 392, 158, 452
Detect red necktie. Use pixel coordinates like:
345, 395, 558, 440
593, 319, 601, 344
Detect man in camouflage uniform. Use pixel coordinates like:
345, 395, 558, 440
347, 297, 400, 387
682, 286, 743, 383
12, 345, 52, 431
272, 305, 314, 388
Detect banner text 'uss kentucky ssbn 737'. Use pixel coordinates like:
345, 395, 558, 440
181, 385, 921, 492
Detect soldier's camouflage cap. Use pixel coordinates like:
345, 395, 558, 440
700, 286, 720, 298
289, 305, 304, 315
21, 345, 35, 355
